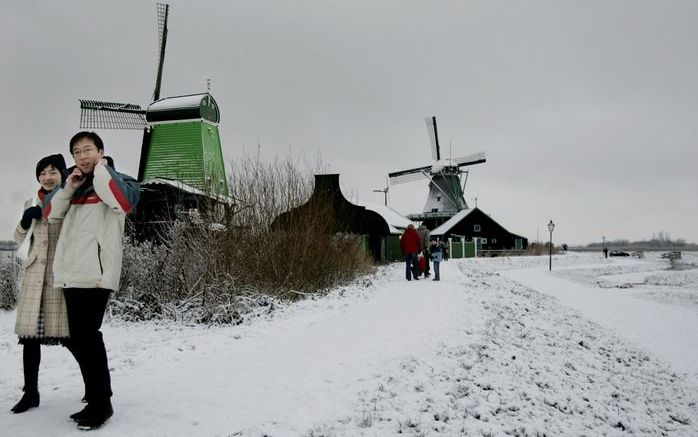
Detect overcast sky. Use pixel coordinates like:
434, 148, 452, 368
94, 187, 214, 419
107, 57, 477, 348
2, 0, 697, 245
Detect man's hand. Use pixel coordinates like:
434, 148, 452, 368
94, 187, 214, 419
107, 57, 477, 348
67, 167, 86, 190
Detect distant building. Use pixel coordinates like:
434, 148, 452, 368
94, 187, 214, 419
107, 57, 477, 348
272, 174, 403, 261
430, 207, 527, 251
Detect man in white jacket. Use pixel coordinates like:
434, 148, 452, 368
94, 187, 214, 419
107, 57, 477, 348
43, 131, 139, 430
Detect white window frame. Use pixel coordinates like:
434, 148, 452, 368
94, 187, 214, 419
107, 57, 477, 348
474, 224, 481, 232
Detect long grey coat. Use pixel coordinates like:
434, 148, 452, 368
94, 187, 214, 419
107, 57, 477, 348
417, 225, 431, 251
14, 197, 70, 340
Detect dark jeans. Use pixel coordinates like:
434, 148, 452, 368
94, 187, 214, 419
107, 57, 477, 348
405, 253, 419, 279
63, 288, 112, 404
433, 261, 440, 280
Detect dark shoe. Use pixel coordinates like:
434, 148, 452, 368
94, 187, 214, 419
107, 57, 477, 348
70, 404, 89, 422
425, 273, 431, 278
413, 277, 419, 280
11, 391, 40, 413
433, 278, 440, 281
76, 401, 113, 430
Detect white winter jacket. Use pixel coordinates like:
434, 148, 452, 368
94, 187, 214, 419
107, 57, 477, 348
43, 163, 140, 291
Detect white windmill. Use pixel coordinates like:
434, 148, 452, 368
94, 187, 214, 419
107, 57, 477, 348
388, 116, 486, 227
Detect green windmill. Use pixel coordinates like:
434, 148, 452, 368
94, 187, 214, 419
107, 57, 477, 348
78, 3, 229, 211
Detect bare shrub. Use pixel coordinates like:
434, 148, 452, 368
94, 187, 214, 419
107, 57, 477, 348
525, 243, 559, 256
114, 152, 373, 323
0, 255, 20, 310
223, 152, 373, 295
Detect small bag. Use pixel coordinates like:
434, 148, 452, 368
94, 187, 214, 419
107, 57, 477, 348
418, 254, 427, 273
15, 195, 40, 262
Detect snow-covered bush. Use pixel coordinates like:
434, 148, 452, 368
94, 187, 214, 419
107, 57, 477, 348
0, 255, 19, 310
114, 153, 373, 323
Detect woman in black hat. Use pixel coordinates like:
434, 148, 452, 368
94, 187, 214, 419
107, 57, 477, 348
11, 153, 71, 413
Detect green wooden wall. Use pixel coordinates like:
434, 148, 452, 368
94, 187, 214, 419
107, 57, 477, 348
143, 121, 229, 196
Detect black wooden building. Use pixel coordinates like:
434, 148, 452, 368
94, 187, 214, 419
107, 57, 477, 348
272, 174, 392, 261
430, 207, 528, 251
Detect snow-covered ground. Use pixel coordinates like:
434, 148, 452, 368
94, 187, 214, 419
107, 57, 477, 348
1, 252, 697, 436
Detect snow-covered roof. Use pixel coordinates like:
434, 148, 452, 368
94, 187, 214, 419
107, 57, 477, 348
146, 93, 220, 123
430, 208, 475, 236
355, 200, 412, 234
141, 177, 233, 205
148, 94, 208, 111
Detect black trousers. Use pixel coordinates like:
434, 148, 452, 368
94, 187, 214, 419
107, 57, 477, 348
21, 340, 41, 393
63, 288, 112, 404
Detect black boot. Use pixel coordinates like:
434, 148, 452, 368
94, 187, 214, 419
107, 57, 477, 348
70, 400, 102, 422
13, 340, 41, 414
10, 391, 40, 413
75, 400, 113, 430
70, 404, 89, 422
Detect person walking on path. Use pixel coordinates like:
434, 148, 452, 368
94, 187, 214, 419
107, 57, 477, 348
43, 131, 140, 430
400, 224, 421, 281
430, 239, 444, 281
417, 224, 431, 277
10, 154, 70, 414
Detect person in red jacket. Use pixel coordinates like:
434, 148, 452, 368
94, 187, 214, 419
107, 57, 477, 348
400, 224, 421, 281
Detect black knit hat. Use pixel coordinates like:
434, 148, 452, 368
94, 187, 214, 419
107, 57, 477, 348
36, 154, 67, 182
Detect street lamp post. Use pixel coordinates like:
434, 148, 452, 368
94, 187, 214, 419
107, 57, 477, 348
548, 220, 555, 271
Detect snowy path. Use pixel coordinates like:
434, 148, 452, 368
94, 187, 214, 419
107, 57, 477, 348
1, 254, 697, 436
502, 265, 698, 384
1, 262, 480, 436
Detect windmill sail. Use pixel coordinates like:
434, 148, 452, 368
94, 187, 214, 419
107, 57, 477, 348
426, 116, 441, 161
79, 100, 147, 130
153, 3, 169, 101
388, 164, 432, 185
78, 4, 169, 131
453, 151, 486, 167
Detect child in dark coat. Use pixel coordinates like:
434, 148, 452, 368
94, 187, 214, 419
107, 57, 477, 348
430, 239, 444, 281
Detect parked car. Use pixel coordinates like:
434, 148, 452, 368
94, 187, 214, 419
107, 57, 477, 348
609, 250, 630, 257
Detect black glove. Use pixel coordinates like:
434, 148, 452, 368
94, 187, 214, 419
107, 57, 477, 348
20, 206, 42, 230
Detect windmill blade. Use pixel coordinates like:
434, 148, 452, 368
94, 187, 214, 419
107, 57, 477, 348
153, 3, 170, 101
389, 171, 429, 185
453, 151, 486, 167
425, 116, 441, 161
79, 100, 147, 130
388, 165, 432, 185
